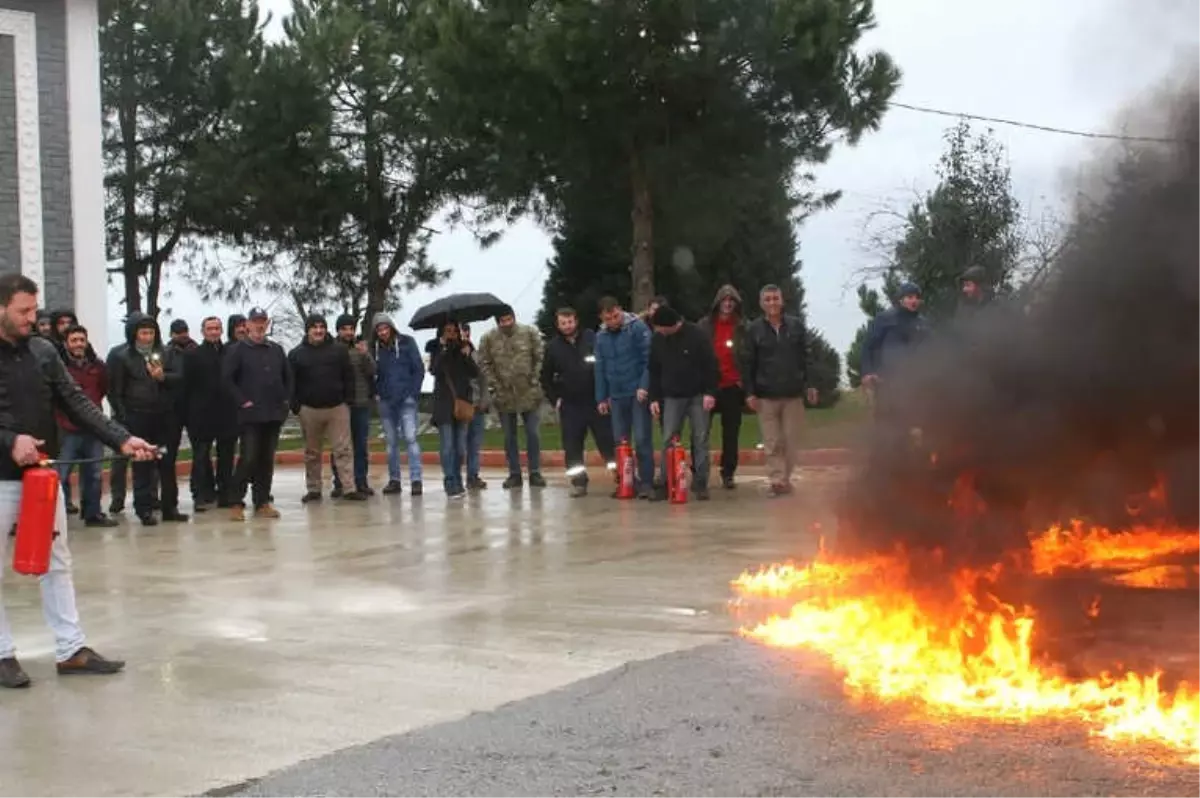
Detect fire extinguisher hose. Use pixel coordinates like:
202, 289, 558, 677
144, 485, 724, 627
36, 447, 168, 467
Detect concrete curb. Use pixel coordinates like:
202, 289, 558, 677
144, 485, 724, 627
274, 447, 855, 469
67, 447, 855, 493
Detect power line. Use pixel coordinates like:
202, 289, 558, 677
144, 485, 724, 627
888, 101, 1191, 144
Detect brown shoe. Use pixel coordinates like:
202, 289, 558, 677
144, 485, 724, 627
0, 657, 30, 688
254, 504, 281, 519
230, 505, 246, 521
56, 647, 125, 676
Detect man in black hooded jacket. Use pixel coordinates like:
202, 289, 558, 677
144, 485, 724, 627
108, 315, 188, 525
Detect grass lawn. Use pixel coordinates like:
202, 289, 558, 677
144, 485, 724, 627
265, 393, 869, 455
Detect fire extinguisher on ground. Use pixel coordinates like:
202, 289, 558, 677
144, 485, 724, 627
615, 438, 636, 499
667, 436, 690, 504
12, 462, 62, 576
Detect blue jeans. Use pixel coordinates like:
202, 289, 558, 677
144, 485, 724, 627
57, 431, 103, 520
331, 405, 371, 490
499, 408, 541, 477
379, 396, 422, 484
466, 410, 486, 480
609, 396, 654, 490
659, 396, 711, 490
438, 420, 468, 493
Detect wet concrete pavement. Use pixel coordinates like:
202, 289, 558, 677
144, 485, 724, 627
0, 466, 844, 797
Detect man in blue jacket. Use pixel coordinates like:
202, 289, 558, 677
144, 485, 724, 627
594, 296, 654, 498
372, 313, 425, 496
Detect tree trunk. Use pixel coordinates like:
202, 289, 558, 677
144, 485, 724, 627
629, 151, 655, 313
363, 85, 384, 338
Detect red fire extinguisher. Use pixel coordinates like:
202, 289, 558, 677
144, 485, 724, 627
615, 438, 636, 499
667, 436, 690, 504
13, 464, 62, 576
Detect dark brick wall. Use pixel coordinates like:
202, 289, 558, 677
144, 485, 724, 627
0, 0, 74, 310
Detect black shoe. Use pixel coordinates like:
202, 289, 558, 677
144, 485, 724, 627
84, 515, 119, 528
301, 491, 322, 504
57, 647, 125, 676
569, 483, 588, 498
330, 486, 344, 499
637, 487, 655, 500
161, 510, 189, 522
528, 473, 547, 488
0, 657, 30, 688
411, 480, 423, 496
382, 480, 402, 495
503, 475, 522, 490
361, 485, 376, 496
468, 477, 487, 491
66, 502, 79, 515
193, 501, 211, 513
340, 490, 368, 501
722, 475, 736, 490
695, 487, 710, 501
137, 513, 158, 527
108, 503, 124, 514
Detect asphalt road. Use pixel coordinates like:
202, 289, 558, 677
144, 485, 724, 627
222, 640, 1198, 797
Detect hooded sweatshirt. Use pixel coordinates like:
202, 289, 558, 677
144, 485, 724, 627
226, 313, 247, 343
107, 315, 178, 417
371, 312, 424, 403
697, 285, 746, 389
594, 312, 651, 402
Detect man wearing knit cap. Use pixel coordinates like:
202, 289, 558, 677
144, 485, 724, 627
647, 305, 720, 500
288, 314, 363, 502
332, 314, 376, 496
223, 306, 292, 519
860, 281, 927, 393
478, 304, 546, 489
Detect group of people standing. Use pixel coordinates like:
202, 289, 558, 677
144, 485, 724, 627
427, 284, 823, 502
36, 277, 853, 523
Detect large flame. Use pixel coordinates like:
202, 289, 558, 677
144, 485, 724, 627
732, 527, 1200, 761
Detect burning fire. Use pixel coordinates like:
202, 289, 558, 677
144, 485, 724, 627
732, 526, 1200, 761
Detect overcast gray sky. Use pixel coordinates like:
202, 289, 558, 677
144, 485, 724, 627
104, 0, 1199, 365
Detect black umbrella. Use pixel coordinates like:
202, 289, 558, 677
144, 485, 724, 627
408, 292, 510, 331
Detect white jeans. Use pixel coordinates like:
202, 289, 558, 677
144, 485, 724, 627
0, 480, 86, 662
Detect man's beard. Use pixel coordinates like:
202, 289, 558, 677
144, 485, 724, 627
0, 313, 29, 340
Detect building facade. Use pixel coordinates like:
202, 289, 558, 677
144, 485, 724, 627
0, 0, 106, 353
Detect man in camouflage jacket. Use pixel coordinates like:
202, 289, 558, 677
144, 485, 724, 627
478, 305, 546, 489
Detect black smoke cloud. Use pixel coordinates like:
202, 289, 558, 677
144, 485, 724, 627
839, 77, 1199, 565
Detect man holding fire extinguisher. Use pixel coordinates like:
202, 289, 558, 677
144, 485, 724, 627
0, 273, 160, 689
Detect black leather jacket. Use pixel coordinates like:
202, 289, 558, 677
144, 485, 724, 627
0, 335, 130, 481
